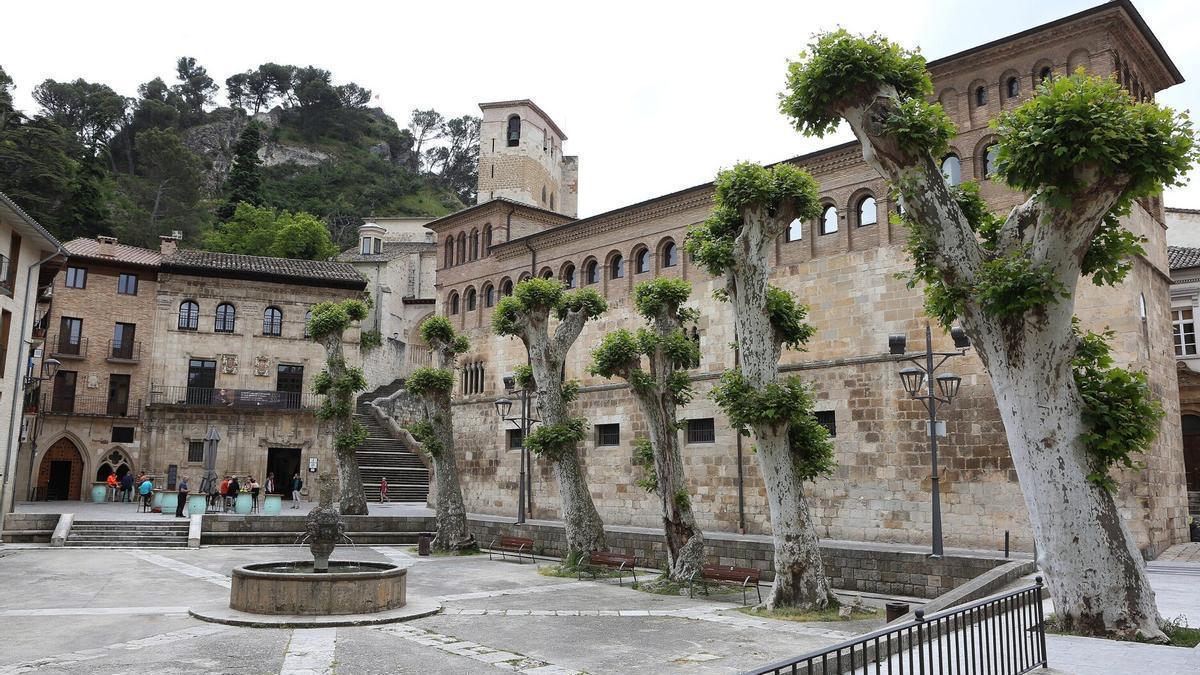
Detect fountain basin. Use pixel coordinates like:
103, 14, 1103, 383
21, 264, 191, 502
230, 561, 405, 615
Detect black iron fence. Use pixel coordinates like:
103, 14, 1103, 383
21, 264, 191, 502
149, 384, 320, 410
745, 578, 1048, 675
40, 393, 142, 418
106, 339, 142, 361
48, 334, 87, 357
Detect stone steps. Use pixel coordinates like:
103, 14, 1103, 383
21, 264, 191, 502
66, 520, 190, 548
350, 399, 429, 503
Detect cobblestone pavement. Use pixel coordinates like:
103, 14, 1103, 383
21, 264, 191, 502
1155, 541, 1200, 563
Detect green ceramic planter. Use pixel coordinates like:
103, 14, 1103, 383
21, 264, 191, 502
161, 490, 179, 512
187, 494, 207, 515
152, 490, 164, 508
234, 492, 253, 514
262, 494, 282, 515
90, 482, 107, 503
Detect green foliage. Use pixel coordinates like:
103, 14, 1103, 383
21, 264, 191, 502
419, 315, 469, 355
405, 367, 454, 397
879, 96, 956, 158
1081, 211, 1146, 287
562, 379, 581, 404
556, 287, 608, 321
312, 366, 366, 397
632, 438, 658, 494
633, 278, 692, 320
780, 29, 932, 138
1072, 324, 1163, 491
493, 279, 608, 337
765, 286, 817, 349
205, 203, 339, 261
992, 71, 1197, 210
317, 399, 352, 422
589, 329, 641, 380
333, 420, 369, 453
405, 420, 445, 458
513, 364, 535, 391
217, 123, 263, 220
524, 418, 587, 461
974, 247, 1069, 319
951, 182, 1004, 250
674, 488, 691, 511
307, 298, 368, 340
359, 329, 382, 351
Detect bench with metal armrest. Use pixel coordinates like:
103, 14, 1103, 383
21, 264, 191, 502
576, 551, 638, 586
488, 535, 535, 563
689, 564, 762, 605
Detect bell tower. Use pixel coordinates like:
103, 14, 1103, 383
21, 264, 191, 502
476, 99, 578, 217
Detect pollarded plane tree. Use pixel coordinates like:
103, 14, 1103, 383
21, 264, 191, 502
309, 298, 372, 515
686, 163, 837, 610
781, 31, 1197, 639
589, 277, 706, 581
402, 316, 476, 552
492, 278, 609, 561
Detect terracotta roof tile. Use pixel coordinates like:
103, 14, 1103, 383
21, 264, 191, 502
63, 238, 162, 266
163, 250, 366, 288
1169, 246, 1200, 270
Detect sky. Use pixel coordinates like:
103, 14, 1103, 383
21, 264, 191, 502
3, 0, 1198, 217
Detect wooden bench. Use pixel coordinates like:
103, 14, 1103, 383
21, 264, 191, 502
488, 535, 535, 564
576, 551, 638, 586
689, 564, 762, 605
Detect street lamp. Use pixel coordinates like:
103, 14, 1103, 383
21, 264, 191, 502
24, 357, 60, 386
494, 378, 538, 524
890, 323, 970, 558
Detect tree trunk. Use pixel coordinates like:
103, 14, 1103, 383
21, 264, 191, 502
320, 333, 369, 515
428, 403, 474, 551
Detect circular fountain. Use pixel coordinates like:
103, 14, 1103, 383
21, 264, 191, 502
190, 474, 440, 627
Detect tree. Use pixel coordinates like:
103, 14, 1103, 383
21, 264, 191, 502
205, 203, 338, 261
217, 123, 264, 221
31, 78, 127, 157
403, 316, 476, 552
172, 57, 217, 124
589, 278, 706, 580
492, 278, 609, 561
428, 115, 480, 204
781, 31, 1197, 638
408, 109, 444, 172
115, 127, 207, 245
686, 162, 836, 610
309, 299, 372, 515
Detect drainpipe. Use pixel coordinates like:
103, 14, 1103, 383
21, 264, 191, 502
524, 239, 537, 278
505, 207, 515, 243
3, 247, 66, 514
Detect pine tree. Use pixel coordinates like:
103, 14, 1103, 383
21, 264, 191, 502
217, 123, 263, 221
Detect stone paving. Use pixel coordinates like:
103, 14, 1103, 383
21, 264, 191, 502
1156, 541, 1200, 563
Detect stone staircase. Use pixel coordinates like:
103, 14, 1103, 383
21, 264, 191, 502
65, 520, 190, 548
354, 380, 429, 503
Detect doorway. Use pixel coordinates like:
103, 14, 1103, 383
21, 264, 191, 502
187, 359, 216, 405
36, 438, 83, 500
1183, 414, 1200, 492
276, 364, 304, 409
267, 448, 301, 498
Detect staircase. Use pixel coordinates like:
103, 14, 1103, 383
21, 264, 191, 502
354, 380, 430, 503
65, 520, 189, 548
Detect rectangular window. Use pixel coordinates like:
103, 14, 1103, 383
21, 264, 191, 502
112, 322, 136, 359
595, 423, 620, 447
111, 426, 135, 443
277, 364, 304, 409
361, 238, 371, 254
686, 418, 716, 444
187, 440, 204, 463
51, 370, 77, 413
1174, 308, 1197, 356
0, 309, 10, 378
107, 374, 130, 416
58, 317, 82, 355
815, 410, 837, 438
507, 428, 523, 449
373, 238, 382, 254
7, 233, 19, 289
65, 266, 87, 289
117, 273, 138, 295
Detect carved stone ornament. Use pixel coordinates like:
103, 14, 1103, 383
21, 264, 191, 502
254, 355, 270, 377
220, 354, 239, 375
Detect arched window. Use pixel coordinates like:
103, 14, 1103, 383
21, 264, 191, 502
584, 260, 599, 285
983, 144, 1000, 178
941, 155, 961, 186
500, 279, 513, 296
610, 254, 625, 279
484, 284, 495, 308
215, 303, 236, 333
263, 306, 283, 336
178, 300, 199, 331
857, 196, 877, 227
541, 185, 547, 205
1038, 67, 1052, 84
470, 230, 479, 260
449, 292, 460, 315
507, 115, 521, 147
466, 288, 477, 311
819, 206, 838, 235
1005, 77, 1020, 98
304, 310, 312, 338
974, 86, 988, 107
662, 242, 678, 268
786, 218, 803, 242
483, 225, 492, 255
540, 268, 554, 280
562, 264, 576, 288
550, 193, 555, 210
456, 233, 466, 264
444, 237, 454, 268
635, 248, 651, 274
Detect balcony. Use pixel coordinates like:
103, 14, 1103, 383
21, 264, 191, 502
148, 384, 321, 411
39, 393, 141, 418
0, 254, 11, 296
107, 339, 142, 363
48, 334, 87, 359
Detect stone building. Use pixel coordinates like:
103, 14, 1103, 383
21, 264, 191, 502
0, 192, 65, 514
1166, 238, 1200, 517
477, 99, 578, 217
428, 0, 1190, 556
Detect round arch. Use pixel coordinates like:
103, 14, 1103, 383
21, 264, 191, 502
1066, 48, 1090, 74
1031, 59, 1055, 86
848, 188, 878, 228
657, 237, 679, 269
631, 244, 652, 275
973, 134, 1000, 180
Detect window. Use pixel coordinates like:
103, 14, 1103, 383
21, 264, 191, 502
941, 155, 961, 186
187, 440, 204, 463
815, 410, 837, 437
1174, 308, 1197, 356
595, 423, 620, 446
500, 279, 513, 296
542, 185, 547, 205
57, 317, 82, 355
540, 268, 553, 280
112, 322, 136, 359
178, 301, 199, 330
65, 266, 87, 289
449, 292, 460, 315
1038, 67, 1052, 84
0, 309, 9, 377
484, 284, 495, 307
786, 218, 803, 242
457, 233, 466, 264
562, 264, 576, 288
610, 254, 625, 279
983, 145, 1000, 178
107, 374, 130, 416
462, 361, 485, 395
820, 206, 838, 235
466, 288, 477, 311
974, 86, 987, 107
6, 233, 18, 289
51, 370, 77, 413
1005, 77, 1020, 98
507, 115, 521, 147
361, 237, 372, 254
584, 261, 599, 285
112, 427, 135, 443
686, 418, 716, 444
214, 303, 236, 333
471, 230, 479, 260
117, 273, 138, 295
483, 225, 492, 255
304, 310, 312, 338
445, 237, 454, 268
550, 192, 555, 210
857, 196, 877, 227
263, 306, 283, 336
507, 428, 524, 449
635, 248, 651, 274
662, 242, 679, 267
277, 364, 304, 408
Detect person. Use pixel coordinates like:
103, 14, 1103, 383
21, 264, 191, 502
120, 471, 134, 502
219, 476, 231, 512
291, 473, 303, 508
138, 475, 153, 509
106, 473, 118, 501
379, 477, 389, 503
228, 476, 240, 511
176, 476, 189, 518
265, 473, 275, 495
249, 477, 260, 512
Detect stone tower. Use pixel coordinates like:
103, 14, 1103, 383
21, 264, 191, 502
476, 99, 578, 217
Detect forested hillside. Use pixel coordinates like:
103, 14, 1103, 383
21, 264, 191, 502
0, 58, 478, 256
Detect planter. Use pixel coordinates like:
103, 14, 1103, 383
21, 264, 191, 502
187, 494, 207, 516
90, 482, 107, 503
234, 492, 253, 514
152, 490, 164, 509
263, 494, 282, 515
161, 490, 179, 512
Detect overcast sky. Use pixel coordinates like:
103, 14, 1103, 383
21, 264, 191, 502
4, 0, 1197, 216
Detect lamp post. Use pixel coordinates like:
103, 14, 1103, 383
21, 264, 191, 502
494, 376, 538, 524
890, 323, 969, 558
23, 356, 60, 500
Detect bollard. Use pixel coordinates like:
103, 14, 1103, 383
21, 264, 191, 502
418, 532, 433, 556
1005, 530, 1010, 559
885, 602, 910, 622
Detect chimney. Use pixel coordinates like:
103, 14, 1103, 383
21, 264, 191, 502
96, 235, 117, 257
159, 233, 180, 256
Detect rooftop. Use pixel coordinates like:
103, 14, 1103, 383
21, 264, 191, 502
338, 240, 436, 263
162, 250, 366, 289
63, 238, 162, 268
1168, 246, 1200, 270
479, 99, 568, 140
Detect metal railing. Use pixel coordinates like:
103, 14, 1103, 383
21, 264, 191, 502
107, 339, 142, 361
48, 334, 87, 358
0, 254, 10, 295
148, 384, 321, 410
40, 393, 142, 418
745, 578, 1048, 675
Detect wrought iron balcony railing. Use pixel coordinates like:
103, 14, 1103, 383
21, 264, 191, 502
48, 334, 87, 358
107, 339, 142, 362
148, 384, 320, 411
39, 392, 142, 418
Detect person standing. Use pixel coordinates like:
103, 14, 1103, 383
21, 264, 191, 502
249, 476, 260, 512
176, 476, 189, 518
291, 473, 303, 508
265, 473, 275, 496
120, 471, 134, 502
106, 473, 118, 501
379, 477, 389, 503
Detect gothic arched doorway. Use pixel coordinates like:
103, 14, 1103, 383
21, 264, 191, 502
1182, 414, 1200, 493
37, 438, 84, 501
95, 449, 131, 482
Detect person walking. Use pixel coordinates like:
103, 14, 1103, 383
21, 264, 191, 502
176, 476, 189, 518
120, 471, 134, 502
249, 477, 261, 512
290, 473, 303, 508
379, 477, 389, 503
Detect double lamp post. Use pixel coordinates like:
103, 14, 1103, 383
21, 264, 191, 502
494, 376, 538, 524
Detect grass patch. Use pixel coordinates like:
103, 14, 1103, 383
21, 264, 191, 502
1046, 614, 1200, 648
404, 545, 483, 557
738, 604, 878, 622
635, 576, 746, 597
538, 563, 624, 580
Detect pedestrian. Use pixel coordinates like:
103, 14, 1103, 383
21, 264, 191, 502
379, 477, 389, 503
228, 475, 240, 511
106, 473, 118, 501
249, 476, 261, 512
291, 473, 303, 508
120, 471, 134, 502
265, 473, 275, 495
176, 476, 189, 518
220, 476, 231, 512
138, 475, 153, 509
